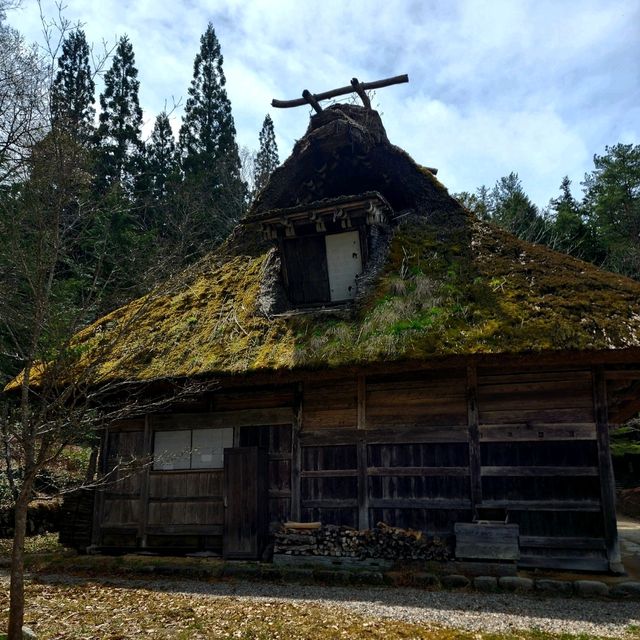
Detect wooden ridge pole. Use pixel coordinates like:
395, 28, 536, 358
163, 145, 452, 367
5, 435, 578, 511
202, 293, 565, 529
272, 74, 409, 110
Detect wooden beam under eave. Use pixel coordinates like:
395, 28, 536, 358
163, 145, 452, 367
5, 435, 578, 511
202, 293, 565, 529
136, 415, 152, 548
357, 438, 369, 530
467, 364, 482, 517
592, 366, 623, 573
357, 374, 366, 429
290, 383, 303, 522
90, 426, 109, 549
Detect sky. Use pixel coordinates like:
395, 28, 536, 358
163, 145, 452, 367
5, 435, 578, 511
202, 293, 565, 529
7, 0, 640, 208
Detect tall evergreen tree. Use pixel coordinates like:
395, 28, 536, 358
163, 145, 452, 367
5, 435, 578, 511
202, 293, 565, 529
50, 29, 95, 143
94, 35, 143, 194
582, 143, 640, 277
547, 176, 594, 259
253, 114, 278, 195
489, 172, 546, 243
146, 112, 178, 203
178, 22, 246, 241
139, 112, 179, 234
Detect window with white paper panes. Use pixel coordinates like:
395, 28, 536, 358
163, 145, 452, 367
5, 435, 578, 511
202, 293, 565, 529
153, 428, 233, 471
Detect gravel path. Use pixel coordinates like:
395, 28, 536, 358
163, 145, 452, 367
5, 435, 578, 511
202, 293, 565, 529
18, 572, 639, 638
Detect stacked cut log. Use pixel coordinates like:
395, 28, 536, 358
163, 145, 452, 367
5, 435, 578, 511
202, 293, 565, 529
274, 522, 451, 561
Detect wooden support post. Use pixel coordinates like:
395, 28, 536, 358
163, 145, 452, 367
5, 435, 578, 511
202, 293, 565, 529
302, 89, 323, 114
137, 415, 152, 548
593, 366, 623, 573
467, 364, 482, 517
350, 77, 371, 109
90, 425, 109, 549
357, 374, 366, 429
357, 438, 369, 530
290, 383, 303, 522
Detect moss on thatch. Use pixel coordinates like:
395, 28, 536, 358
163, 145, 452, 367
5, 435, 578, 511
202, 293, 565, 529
29, 104, 640, 384
68, 212, 640, 383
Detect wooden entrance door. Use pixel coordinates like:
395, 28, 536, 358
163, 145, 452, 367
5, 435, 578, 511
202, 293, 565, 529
222, 447, 267, 559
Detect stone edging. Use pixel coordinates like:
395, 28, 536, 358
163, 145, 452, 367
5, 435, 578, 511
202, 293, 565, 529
218, 562, 640, 599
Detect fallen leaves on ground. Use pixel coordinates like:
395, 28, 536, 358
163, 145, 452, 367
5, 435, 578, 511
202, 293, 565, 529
0, 579, 622, 640
0, 580, 451, 639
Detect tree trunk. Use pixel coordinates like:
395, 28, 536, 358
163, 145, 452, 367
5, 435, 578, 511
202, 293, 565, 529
7, 490, 30, 640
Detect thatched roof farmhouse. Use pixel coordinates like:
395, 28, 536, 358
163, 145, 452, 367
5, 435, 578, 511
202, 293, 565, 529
68, 104, 640, 571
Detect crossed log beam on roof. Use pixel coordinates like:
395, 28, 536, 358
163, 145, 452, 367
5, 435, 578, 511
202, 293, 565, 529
272, 74, 409, 113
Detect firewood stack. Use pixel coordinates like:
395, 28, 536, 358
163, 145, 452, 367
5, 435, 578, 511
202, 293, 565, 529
274, 522, 451, 561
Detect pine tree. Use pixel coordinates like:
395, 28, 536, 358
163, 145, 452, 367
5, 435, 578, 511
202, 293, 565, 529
138, 112, 179, 235
147, 112, 178, 203
178, 22, 246, 241
490, 172, 546, 242
95, 35, 143, 194
547, 176, 593, 259
253, 114, 278, 195
582, 143, 640, 277
51, 29, 95, 143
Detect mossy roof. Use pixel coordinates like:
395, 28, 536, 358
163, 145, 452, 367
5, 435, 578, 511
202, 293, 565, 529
50, 105, 640, 383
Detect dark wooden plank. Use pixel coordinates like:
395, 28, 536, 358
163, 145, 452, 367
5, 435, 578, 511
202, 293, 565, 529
479, 393, 593, 412
290, 384, 302, 522
357, 439, 369, 530
519, 536, 606, 550
145, 525, 223, 535
91, 426, 109, 548
357, 375, 366, 429
518, 556, 609, 572
479, 423, 596, 441
370, 498, 471, 509
467, 364, 481, 516
148, 496, 224, 503
478, 378, 592, 396
364, 426, 469, 443
479, 370, 592, 385
223, 447, 268, 559
282, 235, 330, 304
137, 415, 152, 546
603, 369, 640, 380
300, 469, 358, 478
367, 466, 469, 477
301, 499, 358, 508
479, 407, 595, 424
593, 366, 623, 571
267, 490, 292, 498
300, 429, 361, 445
455, 522, 519, 560
212, 386, 295, 411
482, 499, 601, 512
151, 408, 293, 430
481, 466, 599, 477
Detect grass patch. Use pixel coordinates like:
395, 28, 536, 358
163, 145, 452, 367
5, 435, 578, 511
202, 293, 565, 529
0, 533, 64, 558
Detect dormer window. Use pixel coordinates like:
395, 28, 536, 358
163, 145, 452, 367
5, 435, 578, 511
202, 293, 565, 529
283, 230, 362, 304
247, 193, 391, 307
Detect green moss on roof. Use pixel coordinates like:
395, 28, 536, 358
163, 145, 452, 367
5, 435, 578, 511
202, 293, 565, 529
71, 213, 640, 384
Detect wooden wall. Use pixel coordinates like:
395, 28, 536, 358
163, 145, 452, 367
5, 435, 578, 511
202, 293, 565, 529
93, 363, 619, 571
94, 389, 294, 550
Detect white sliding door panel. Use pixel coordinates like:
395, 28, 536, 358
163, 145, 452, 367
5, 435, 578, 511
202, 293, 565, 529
325, 231, 362, 301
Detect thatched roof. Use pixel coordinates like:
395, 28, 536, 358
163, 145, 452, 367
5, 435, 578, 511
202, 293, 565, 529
66, 105, 640, 382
